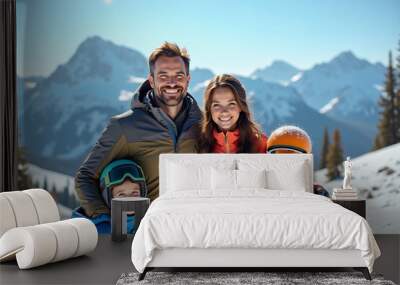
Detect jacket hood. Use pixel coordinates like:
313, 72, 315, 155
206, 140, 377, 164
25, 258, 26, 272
131, 79, 153, 110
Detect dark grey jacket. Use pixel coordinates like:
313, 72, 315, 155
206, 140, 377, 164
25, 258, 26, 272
75, 80, 202, 217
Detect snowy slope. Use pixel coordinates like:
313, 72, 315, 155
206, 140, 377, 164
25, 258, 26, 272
251, 60, 301, 85
27, 164, 76, 217
27, 164, 75, 196
315, 143, 400, 234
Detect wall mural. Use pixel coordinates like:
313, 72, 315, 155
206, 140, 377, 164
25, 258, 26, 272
16, 0, 400, 233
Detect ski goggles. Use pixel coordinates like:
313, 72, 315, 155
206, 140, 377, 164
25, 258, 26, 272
267, 145, 307, 154
100, 161, 145, 189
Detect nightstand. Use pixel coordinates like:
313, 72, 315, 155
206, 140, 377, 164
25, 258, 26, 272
111, 197, 150, 241
332, 199, 366, 218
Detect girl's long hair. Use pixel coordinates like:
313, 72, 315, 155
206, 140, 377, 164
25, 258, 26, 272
198, 74, 262, 153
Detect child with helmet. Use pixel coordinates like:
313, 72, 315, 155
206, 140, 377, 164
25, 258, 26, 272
267, 125, 330, 197
72, 159, 147, 234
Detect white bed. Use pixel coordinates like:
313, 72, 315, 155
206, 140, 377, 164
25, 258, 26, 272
131, 154, 380, 280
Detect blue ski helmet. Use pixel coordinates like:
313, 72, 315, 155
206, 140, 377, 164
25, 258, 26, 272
99, 159, 147, 206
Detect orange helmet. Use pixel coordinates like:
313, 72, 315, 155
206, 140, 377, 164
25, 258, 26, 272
267, 125, 312, 154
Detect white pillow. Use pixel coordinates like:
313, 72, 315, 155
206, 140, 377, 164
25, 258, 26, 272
211, 168, 236, 190
211, 169, 268, 190
168, 162, 210, 191
238, 156, 311, 192
236, 169, 267, 189
167, 159, 236, 192
266, 161, 307, 191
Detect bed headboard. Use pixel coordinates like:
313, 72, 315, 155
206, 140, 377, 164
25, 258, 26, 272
159, 153, 314, 196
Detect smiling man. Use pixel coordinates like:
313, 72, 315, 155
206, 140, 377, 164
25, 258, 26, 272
75, 42, 202, 218
149, 54, 189, 117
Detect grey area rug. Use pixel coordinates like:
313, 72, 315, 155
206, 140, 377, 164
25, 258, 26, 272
117, 271, 396, 285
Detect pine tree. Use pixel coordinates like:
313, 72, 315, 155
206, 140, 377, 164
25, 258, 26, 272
16, 147, 32, 190
395, 39, 400, 141
51, 184, 57, 193
32, 180, 40, 188
374, 51, 397, 149
319, 127, 330, 169
48, 183, 58, 202
326, 129, 344, 180
373, 135, 383, 150
63, 179, 72, 207
62, 184, 69, 206
65, 179, 70, 194
42, 177, 48, 191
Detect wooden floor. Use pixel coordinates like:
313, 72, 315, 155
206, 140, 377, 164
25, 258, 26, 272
373, 234, 400, 284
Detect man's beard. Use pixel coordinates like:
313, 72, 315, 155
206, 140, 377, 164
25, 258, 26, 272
154, 85, 187, 107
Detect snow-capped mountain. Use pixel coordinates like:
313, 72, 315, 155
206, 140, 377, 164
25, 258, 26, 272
251, 60, 301, 86
190, 67, 214, 87
189, 67, 215, 102
315, 143, 400, 234
23, 36, 148, 174
289, 51, 386, 137
17, 76, 46, 146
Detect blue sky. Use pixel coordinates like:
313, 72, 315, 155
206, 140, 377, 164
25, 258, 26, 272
17, 0, 400, 77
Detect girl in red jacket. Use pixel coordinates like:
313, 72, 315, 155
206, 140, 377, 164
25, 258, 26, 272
198, 74, 267, 153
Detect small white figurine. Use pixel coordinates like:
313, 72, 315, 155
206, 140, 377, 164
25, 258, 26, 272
343, 156, 352, 190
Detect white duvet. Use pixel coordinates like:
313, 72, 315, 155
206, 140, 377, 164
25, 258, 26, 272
131, 190, 380, 273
